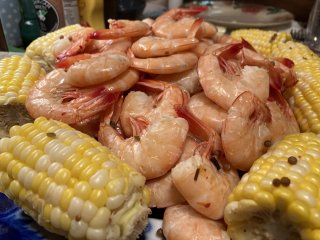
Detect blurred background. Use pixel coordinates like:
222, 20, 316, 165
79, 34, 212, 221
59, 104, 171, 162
0, 0, 315, 52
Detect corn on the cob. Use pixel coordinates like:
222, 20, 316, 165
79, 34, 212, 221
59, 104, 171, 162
0, 117, 151, 240
0, 55, 46, 138
25, 24, 83, 70
271, 40, 320, 133
230, 29, 292, 57
224, 132, 320, 240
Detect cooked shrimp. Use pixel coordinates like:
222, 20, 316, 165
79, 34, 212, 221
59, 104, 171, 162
131, 36, 199, 58
267, 87, 300, 142
91, 19, 150, 39
171, 132, 239, 219
152, 7, 217, 39
84, 37, 132, 55
98, 115, 189, 179
163, 205, 230, 240
155, 68, 202, 95
25, 69, 120, 125
131, 18, 201, 58
130, 51, 198, 74
221, 91, 272, 171
191, 38, 214, 57
65, 51, 130, 87
187, 92, 227, 134
198, 43, 270, 110
120, 80, 189, 137
146, 172, 186, 208
142, 18, 154, 27
53, 27, 96, 61
103, 68, 139, 92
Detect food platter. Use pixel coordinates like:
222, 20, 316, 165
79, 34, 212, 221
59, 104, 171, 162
194, 1, 294, 29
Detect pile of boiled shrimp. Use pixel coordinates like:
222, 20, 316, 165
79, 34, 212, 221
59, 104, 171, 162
25, 7, 300, 239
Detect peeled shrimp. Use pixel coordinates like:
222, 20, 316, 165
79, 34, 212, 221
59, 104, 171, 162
130, 52, 198, 74
65, 51, 130, 87
171, 136, 239, 220
98, 115, 188, 179
221, 91, 272, 171
120, 80, 189, 137
25, 69, 119, 125
198, 43, 270, 110
152, 7, 217, 39
155, 68, 202, 95
187, 92, 227, 134
91, 19, 150, 39
146, 172, 185, 208
163, 204, 230, 240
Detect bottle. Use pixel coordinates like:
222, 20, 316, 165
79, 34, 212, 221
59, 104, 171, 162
19, 0, 41, 48
32, 0, 80, 35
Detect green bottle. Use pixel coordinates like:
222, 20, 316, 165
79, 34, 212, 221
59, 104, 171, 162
19, 0, 41, 48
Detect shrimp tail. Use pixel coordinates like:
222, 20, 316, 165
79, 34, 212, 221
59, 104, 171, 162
187, 18, 203, 38
241, 38, 257, 52
56, 37, 89, 61
268, 63, 283, 92
268, 86, 294, 117
178, 6, 208, 18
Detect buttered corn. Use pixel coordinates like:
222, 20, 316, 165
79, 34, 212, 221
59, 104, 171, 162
0, 117, 150, 240
225, 132, 320, 240
0, 55, 45, 138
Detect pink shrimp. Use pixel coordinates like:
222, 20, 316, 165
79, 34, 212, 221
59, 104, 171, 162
221, 91, 272, 171
130, 51, 198, 74
98, 114, 189, 180
155, 68, 202, 95
146, 172, 186, 208
152, 7, 217, 39
163, 205, 230, 240
90, 19, 150, 40
198, 42, 270, 110
119, 80, 189, 137
187, 92, 227, 134
25, 69, 120, 125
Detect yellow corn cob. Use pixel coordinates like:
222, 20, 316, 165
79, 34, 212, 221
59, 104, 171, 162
0, 55, 46, 138
0, 117, 151, 239
271, 40, 320, 133
230, 29, 292, 57
25, 24, 83, 70
224, 132, 320, 240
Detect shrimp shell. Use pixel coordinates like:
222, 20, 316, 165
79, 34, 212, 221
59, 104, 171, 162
26, 69, 119, 125
130, 52, 198, 74
66, 51, 130, 87
131, 36, 199, 58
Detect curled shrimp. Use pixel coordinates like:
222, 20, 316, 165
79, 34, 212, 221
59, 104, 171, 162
120, 80, 189, 137
155, 68, 202, 95
131, 18, 202, 58
98, 114, 189, 179
171, 134, 239, 220
25, 69, 120, 125
152, 7, 217, 39
187, 92, 227, 134
198, 43, 270, 110
131, 36, 199, 58
65, 51, 130, 87
163, 205, 230, 240
130, 51, 198, 74
221, 91, 272, 171
146, 172, 186, 208
91, 19, 150, 40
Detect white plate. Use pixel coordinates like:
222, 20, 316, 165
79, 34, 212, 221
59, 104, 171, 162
190, 1, 294, 29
